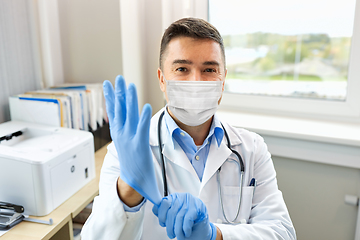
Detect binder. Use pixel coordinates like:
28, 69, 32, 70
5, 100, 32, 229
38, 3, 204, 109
9, 83, 106, 132
51, 84, 105, 131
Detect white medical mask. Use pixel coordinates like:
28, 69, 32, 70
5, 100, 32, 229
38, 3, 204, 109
165, 79, 223, 126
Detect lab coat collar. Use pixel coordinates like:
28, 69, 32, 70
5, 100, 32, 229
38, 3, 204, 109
149, 108, 165, 147
162, 136, 199, 178
200, 137, 232, 190
212, 114, 224, 147
164, 108, 224, 150
217, 120, 242, 147
200, 121, 243, 190
163, 108, 178, 150
149, 108, 242, 147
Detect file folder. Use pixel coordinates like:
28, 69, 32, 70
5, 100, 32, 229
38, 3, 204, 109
9, 96, 61, 127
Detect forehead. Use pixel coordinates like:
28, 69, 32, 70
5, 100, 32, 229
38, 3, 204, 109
163, 37, 224, 66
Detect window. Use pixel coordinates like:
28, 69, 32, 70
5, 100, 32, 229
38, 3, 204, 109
205, 0, 360, 120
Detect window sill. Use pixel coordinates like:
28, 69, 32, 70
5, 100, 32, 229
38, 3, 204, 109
217, 110, 360, 169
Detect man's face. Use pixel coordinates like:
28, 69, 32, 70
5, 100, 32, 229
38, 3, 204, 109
158, 36, 226, 102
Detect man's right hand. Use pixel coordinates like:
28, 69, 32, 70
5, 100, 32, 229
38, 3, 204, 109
103, 75, 162, 206
152, 193, 217, 240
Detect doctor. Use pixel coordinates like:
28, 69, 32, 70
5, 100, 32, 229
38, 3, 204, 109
82, 18, 296, 240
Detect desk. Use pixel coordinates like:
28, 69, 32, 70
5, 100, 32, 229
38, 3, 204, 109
1, 143, 109, 240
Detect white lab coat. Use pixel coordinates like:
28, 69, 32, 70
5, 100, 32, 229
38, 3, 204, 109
81, 109, 296, 240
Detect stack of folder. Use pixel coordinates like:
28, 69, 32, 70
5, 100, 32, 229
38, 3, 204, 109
9, 83, 107, 132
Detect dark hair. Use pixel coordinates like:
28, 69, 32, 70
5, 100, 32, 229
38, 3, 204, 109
159, 17, 225, 70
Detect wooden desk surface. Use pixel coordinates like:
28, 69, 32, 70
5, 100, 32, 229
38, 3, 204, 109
1, 143, 109, 240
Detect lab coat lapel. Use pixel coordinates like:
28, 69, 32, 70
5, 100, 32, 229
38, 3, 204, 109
162, 132, 199, 180
200, 138, 232, 190
152, 109, 199, 181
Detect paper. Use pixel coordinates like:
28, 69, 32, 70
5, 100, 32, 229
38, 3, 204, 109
0, 229, 9, 237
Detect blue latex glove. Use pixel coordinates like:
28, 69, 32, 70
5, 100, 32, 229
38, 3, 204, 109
103, 75, 162, 205
152, 193, 217, 240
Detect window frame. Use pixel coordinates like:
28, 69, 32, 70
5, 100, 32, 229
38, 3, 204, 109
195, 0, 360, 121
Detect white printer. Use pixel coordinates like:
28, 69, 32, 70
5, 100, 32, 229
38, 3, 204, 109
0, 121, 95, 216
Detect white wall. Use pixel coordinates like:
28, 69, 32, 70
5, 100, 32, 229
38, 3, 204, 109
58, 0, 122, 84
274, 156, 358, 240
58, 0, 164, 112
141, 0, 165, 113
119, 0, 164, 113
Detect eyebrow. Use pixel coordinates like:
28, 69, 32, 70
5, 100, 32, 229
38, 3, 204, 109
172, 59, 193, 65
203, 61, 220, 66
172, 59, 220, 66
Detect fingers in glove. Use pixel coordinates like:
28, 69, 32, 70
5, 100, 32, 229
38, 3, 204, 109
152, 204, 159, 217
182, 195, 197, 238
155, 197, 172, 227
138, 103, 152, 142
103, 80, 115, 126
174, 207, 189, 239
166, 195, 183, 239
125, 83, 139, 136
114, 75, 127, 128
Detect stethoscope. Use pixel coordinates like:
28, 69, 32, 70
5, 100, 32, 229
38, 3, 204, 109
157, 110, 245, 224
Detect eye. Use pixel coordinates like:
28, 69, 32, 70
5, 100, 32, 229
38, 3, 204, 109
204, 68, 216, 73
176, 67, 187, 72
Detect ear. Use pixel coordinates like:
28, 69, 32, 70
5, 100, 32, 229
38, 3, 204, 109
158, 68, 166, 93
222, 68, 227, 92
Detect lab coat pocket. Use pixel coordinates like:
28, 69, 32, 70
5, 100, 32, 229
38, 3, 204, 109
222, 186, 254, 223
238, 186, 254, 223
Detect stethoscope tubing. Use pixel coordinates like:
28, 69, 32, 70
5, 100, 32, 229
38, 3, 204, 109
158, 111, 168, 197
218, 166, 244, 224
157, 110, 245, 224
